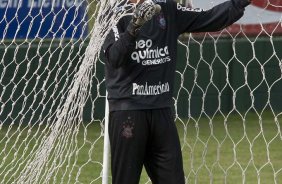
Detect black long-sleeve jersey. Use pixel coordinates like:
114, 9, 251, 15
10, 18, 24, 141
103, 0, 250, 112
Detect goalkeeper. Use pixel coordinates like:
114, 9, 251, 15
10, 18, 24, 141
103, 0, 251, 183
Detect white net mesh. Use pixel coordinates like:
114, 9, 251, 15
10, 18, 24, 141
0, 0, 282, 183
0, 0, 124, 183
174, 0, 282, 183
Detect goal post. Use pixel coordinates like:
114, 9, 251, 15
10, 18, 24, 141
102, 94, 110, 184
1, 0, 282, 184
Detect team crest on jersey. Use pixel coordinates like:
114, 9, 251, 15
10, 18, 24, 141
157, 13, 166, 29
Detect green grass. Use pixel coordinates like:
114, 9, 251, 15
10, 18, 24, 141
0, 111, 282, 183
140, 111, 282, 184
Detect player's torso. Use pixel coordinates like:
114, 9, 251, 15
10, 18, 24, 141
106, 2, 178, 111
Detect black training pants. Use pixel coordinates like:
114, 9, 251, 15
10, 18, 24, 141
108, 108, 185, 184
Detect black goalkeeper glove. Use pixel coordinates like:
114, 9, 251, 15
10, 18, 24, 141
127, 0, 161, 36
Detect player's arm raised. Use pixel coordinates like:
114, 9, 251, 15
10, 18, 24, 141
172, 0, 251, 35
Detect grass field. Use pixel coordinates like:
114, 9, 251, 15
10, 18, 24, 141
0, 111, 282, 184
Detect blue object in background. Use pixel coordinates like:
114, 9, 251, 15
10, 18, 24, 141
0, 0, 88, 39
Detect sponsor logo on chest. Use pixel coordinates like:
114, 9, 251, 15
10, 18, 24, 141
132, 81, 170, 96
131, 39, 171, 65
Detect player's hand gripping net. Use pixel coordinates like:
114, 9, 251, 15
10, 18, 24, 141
127, 0, 161, 36
134, 0, 161, 26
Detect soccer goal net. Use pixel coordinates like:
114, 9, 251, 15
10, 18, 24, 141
0, 0, 282, 183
